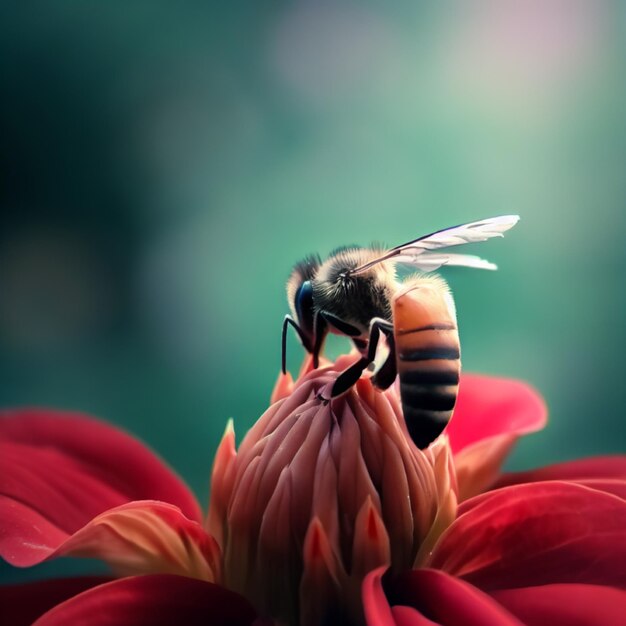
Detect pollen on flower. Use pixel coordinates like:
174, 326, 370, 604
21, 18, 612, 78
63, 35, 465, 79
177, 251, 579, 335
207, 355, 458, 626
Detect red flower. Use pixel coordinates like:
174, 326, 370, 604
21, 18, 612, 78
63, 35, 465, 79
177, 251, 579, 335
1, 360, 625, 625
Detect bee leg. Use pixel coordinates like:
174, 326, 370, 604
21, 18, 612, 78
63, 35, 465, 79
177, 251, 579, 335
372, 333, 397, 390
326, 318, 393, 399
311, 312, 328, 369
326, 356, 370, 398
282, 315, 309, 375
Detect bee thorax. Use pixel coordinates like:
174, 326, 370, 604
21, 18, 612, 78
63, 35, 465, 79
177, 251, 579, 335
313, 250, 394, 330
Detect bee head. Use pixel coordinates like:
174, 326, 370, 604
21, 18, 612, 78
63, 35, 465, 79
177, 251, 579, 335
313, 248, 396, 331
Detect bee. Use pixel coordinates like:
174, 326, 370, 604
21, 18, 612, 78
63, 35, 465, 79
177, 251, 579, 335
283, 215, 519, 449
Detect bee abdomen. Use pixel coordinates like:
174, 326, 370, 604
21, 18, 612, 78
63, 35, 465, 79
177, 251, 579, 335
398, 372, 459, 448
392, 280, 461, 449
398, 346, 460, 361
399, 384, 458, 411
400, 368, 459, 386
401, 407, 454, 450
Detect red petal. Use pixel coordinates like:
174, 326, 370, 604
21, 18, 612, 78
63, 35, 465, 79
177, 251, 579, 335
362, 568, 398, 626
390, 606, 438, 626
497, 455, 626, 487
0, 409, 202, 566
32, 575, 259, 626
571, 479, 626, 500
62, 501, 220, 580
429, 481, 626, 591
446, 374, 547, 454
491, 584, 626, 626
0, 576, 111, 626
453, 434, 516, 502
389, 569, 523, 626
363, 568, 522, 626
0, 495, 68, 565
2, 500, 221, 581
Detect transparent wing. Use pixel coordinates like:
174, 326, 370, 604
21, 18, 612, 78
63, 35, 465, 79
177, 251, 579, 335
349, 215, 519, 275
391, 214, 520, 252
396, 252, 497, 272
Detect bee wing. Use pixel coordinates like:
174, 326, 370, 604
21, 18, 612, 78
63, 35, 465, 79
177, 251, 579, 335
395, 252, 498, 272
349, 215, 519, 275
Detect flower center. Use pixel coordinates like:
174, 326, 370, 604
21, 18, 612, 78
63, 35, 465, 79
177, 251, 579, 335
208, 357, 457, 626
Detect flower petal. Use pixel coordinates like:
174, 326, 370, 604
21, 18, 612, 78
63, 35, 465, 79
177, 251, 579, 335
571, 479, 626, 500
0, 495, 68, 565
429, 481, 626, 591
32, 575, 259, 626
363, 568, 523, 626
3, 500, 221, 581
362, 568, 398, 626
491, 584, 626, 626
206, 420, 238, 552
271, 372, 295, 404
218, 357, 448, 626
62, 501, 221, 580
445, 375, 547, 500
496, 455, 626, 488
390, 606, 438, 626
0, 576, 111, 626
393, 569, 524, 626
352, 497, 391, 579
0, 409, 201, 523
453, 435, 517, 502
300, 517, 346, 626
0, 409, 202, 567
503, 475, 626, 501
446, 374, 547, 454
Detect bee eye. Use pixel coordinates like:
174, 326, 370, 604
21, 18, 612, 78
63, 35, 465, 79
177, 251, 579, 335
295, 281, 315, 331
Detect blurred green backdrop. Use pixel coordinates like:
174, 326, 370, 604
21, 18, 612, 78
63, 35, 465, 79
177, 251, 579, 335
1, 2, 625, 583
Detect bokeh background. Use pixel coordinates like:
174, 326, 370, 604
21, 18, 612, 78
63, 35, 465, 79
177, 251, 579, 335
1, 1, 624, 583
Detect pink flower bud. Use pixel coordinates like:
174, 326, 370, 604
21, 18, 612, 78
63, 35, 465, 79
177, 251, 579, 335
208, 356, 457, 626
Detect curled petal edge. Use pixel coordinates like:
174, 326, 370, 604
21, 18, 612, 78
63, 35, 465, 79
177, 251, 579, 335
3, 500, 221, 583
363, 568, 523, 626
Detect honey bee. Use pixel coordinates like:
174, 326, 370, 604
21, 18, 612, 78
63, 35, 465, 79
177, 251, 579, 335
283, 215, 519, 448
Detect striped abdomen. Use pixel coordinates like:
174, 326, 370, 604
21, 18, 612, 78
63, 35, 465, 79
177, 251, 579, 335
392, 279, 460, 449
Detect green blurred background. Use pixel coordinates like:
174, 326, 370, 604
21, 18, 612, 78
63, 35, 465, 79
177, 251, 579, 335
1, 2, 625, 583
